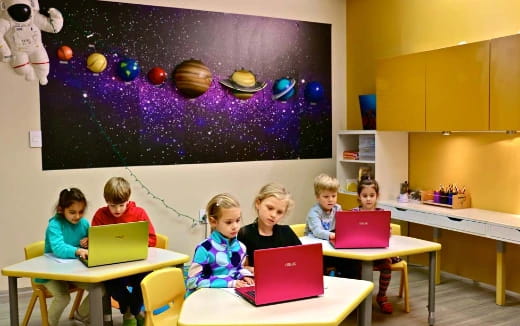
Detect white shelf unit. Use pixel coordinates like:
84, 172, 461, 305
336, 130, 409, 201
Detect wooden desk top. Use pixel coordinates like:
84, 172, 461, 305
1, 247, 190, 282
300, 235, 441, 260
178, 276, 373, 326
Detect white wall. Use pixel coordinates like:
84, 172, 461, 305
0, 0, 346, 291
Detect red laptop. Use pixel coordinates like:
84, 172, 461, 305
330, 210, 391, 249
235, 243, 324, 306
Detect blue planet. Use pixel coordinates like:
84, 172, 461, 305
117, 58, 141, 82
272, 77, 296, 101
304, 81, 325, 104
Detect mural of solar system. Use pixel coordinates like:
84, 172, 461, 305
39, 0, 332, 170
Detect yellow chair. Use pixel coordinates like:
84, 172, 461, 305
289, 223, 306, 237
111, 233, 169, 310
390, 223, 410, 312
22, 241, 85, 326
156, 233, 169, 249
140, 267, 185, 326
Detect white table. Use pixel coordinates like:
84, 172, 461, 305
301, 235, 441, 326
379, 199, 520, 305
178, 276, 373, 326
1, 247, 190, 326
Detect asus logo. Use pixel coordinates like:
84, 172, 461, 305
359, 221, 369, 226
284, 262, 297, 267
115, 235, 125, 239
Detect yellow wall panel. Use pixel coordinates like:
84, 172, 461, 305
425, 42, 490, 131
376, 53, 425, 131
490, 34, 520, 130
409, 132, 520, 214
347, 0, 520, 129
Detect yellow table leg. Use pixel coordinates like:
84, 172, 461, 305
433, 228, 441, 284
496, 241, 506, 305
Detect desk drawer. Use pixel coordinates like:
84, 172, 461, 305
384, 206, 442, 227
489, 224, 520, 244
384, 205, 487, 235
434, 216, 487, 236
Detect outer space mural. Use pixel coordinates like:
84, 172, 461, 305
39, 0, 332, 170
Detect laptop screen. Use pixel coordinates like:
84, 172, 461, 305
332, 210, 390, 248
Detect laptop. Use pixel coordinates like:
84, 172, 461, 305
330, 210, 391, 249
80, 221, 149, 267
235, 243, 324, 306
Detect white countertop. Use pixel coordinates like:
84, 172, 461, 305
379, 199, 520, 229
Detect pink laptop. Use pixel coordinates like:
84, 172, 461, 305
235, 243, 324, 306
330, 210, 391, 249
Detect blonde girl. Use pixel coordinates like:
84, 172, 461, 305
238, 183, 301, 272
186, 193, 254, 295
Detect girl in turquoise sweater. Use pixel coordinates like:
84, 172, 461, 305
37, 188, 91, 325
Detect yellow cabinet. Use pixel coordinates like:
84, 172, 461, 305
490, 34, 520, 131
376, 53, 426, 131
425, 41, 490, 131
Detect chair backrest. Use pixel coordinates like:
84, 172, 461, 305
141, 267, 185, 325
290, 224, 306, 237
390, 223, 401, 236
156, 233, 169, 249
24, 240, 45, 260
24, 241, 52, 294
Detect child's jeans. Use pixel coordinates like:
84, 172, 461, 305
44, 280, 90, 326
105, 272, 148, 316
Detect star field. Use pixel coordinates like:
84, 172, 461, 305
40, 0, 331, 170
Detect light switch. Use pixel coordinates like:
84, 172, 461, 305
29, 130, 42, 148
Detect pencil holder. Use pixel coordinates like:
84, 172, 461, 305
421, 190, 471, 209
433, 191, 440, 203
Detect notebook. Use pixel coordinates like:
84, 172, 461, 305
235, 243, 324, 306
80, 221, 149, 267
330, 210, 391, 249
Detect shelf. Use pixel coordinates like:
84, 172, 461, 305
336, 130, 408, 201
339, 190, 357, 196
339, 159, 375, 164
337, 130, 376, 135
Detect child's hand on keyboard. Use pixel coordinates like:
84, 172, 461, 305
76, 248, 88, 259
235, 277, 255, 288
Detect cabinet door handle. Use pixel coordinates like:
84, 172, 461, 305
447, 217, 463, 222
396, 207, 407, 211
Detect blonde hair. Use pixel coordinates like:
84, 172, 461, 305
103, 177, 131, 204
206, 193, 240, 221
254, 183, 294, 217
313, 173, 339, 196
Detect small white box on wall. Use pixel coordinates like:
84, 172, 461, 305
29, 130, 42, 148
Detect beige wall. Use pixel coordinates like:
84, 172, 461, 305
0, 0, 346, 291
346, 0, 520, 129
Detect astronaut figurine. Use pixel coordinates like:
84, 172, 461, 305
0, 0, 63, 85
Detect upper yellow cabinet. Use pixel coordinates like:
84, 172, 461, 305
425, 41, 490, 131
490, 34, 520, 131
376, 53, 426, 131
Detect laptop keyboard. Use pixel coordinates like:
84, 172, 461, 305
246, 290, 256, 298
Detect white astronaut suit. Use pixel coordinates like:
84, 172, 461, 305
0, 0, 63, 85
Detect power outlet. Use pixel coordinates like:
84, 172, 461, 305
198, 208, 207, 223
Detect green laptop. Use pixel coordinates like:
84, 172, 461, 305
81, 221, 149, 267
